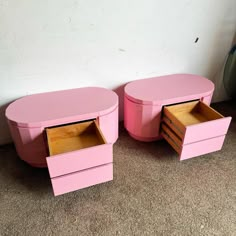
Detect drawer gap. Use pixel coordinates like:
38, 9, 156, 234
164, 99, 200, 107
45, 118, 96, 129
161, 99, 200, 116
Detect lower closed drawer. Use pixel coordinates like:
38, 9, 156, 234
51, 163, 113, 196
180, 136, 225, 160
45, 120, 113, 195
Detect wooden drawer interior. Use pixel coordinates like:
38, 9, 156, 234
162, 101, 224, 138
46, 120, 107, 156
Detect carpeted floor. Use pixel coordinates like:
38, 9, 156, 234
0, 101, 235, 236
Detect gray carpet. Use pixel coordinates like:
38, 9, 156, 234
0, 101, 236, 236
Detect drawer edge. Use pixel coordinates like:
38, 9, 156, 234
161, 131, 181, 154
162, 116, 184, 140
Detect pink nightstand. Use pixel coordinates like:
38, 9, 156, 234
124, 74, 231, 160
6, 87, 118, 196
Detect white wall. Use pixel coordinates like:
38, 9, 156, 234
1, 0, 236, 145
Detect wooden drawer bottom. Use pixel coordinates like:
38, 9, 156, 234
51, 163, 113, 196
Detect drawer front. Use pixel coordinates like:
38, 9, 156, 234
51, 163, 113, 196
163, 101, 231, 144
46, 143, 112, 178
183, 117, 231, 144
180, 135, 226, 160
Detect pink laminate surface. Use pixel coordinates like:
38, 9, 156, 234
51, 163, 113, 196
124, 97, 162, 139
6, 87, 118, 128
99, 107, 119, 143
46, 143, 112, 178
125, 74, 214, 105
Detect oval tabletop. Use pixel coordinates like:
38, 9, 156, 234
124, 74, 214, 105
6, 87, 118, 128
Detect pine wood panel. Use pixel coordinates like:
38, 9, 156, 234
46, 121, 106, 156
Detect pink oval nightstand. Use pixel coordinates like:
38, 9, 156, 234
124, 74, 231, 160
6, 87, 118, 196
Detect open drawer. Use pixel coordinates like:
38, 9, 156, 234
45, 120, 113, 196
161, 101, 231, 160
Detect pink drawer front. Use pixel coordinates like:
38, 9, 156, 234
180, 136, 226, 160
51, 163, 113, 196
45, 120, 113, 195
46, 143, 112, 178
